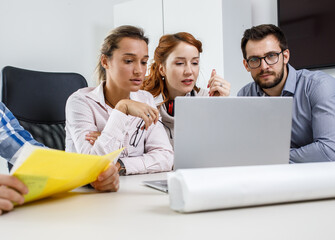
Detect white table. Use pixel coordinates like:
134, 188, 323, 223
1, 172, 335, 240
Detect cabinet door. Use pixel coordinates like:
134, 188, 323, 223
113, 0, 164, 63
163, 0, 224, 90
222, 0, 252, 95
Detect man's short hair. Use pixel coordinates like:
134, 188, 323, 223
241, 24, 288, 59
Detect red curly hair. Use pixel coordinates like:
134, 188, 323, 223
142, 32, 202, 105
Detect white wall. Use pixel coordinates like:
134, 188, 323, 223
222, 0, 252, 95
0, 0, 125, 94
250, 0, 278, 26
113, 0, 164, 71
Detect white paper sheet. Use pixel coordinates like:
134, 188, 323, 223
168, 162, 335, 213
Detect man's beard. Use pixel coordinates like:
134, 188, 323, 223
253, 62, 284, 89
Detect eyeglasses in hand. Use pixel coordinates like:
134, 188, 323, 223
129, 119, 173, 147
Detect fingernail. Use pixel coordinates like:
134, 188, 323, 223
207, 84, 209, 88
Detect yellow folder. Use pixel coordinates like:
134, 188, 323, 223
10, 144, 124, 203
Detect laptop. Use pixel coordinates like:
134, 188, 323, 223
143, 97, 293, 192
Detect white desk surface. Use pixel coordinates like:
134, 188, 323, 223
1, 172, 335, 240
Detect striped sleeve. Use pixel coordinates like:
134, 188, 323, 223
0, 102, 44, 163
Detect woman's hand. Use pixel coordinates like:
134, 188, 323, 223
86, 131, 101, 145
115, 99, 159, 130
0, 175, 28, 215
207, 69, 231, 97
90, 164, 119, 192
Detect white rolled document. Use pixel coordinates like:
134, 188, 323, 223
168, 162, 335, 213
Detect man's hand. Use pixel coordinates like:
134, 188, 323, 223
0, 174, 28, 215
91, 165, 119, 192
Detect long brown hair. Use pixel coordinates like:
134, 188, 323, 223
96, 25, 149, 83
142, 32, 202, 104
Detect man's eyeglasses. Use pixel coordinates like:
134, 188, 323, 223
246, 50, 284, 69
129, 119, 172, 147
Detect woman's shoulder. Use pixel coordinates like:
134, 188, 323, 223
66, 86, 98, 107
69, 86, 98, 99
131, 90, 156, 107
132, 90, 155, 100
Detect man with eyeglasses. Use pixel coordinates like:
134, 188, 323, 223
238, 24, 335, 163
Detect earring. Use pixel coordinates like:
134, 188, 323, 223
162, 76, 165, 81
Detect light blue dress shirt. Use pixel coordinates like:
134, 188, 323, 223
0, 102, 43, 164
238, 64, 335, 163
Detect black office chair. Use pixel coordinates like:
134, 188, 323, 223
2, 66, 88, 150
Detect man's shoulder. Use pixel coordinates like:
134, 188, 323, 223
0, 102, 11, 117
0, 102, 5, 111
297, 68, 335, 91
237, 82, 258, 96
298, 68, 334, 83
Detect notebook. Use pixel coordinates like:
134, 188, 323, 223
143, 97, 293, 193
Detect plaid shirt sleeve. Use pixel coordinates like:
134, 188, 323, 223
0, 102, 44, 163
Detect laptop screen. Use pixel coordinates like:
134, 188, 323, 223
174, 97, 292, 169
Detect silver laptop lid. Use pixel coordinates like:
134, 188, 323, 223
174, 97, 292, 169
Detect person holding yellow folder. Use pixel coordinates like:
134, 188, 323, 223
65, 26, 173, 175
0, 101, 119, 215
0, 101, 42, 214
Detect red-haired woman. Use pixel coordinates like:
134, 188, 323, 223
142, 32, 231, 146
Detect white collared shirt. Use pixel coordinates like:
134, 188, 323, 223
65, 82, 174, 175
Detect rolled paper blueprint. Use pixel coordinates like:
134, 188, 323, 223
168, 162, 335, 213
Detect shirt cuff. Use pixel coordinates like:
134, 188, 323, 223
103, 109, 130, 138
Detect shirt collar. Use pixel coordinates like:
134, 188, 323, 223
86, 81, 138, 107
281, 64, 296, 96
255, 64, 296, 96
155, 90, 194, 105
86, 82, 106, 107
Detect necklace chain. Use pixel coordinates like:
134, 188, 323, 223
103, 85, 130, 108
105, 96, 115, 108
104, 87, 115, 108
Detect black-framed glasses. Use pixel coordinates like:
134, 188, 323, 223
129, 119, 173, 147
246, 50, 284, 69
130, 119, 145, 147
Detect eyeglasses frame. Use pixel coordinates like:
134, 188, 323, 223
246, 50, 286, 69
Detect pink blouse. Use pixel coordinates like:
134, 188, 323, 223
65, 83, 174, 175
